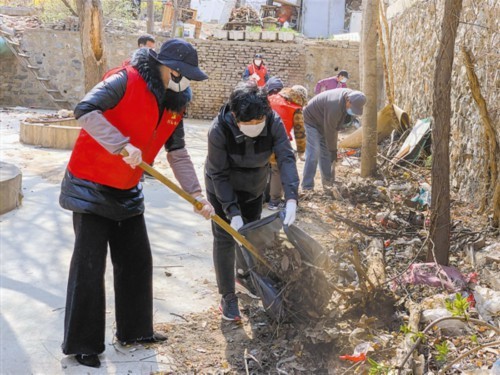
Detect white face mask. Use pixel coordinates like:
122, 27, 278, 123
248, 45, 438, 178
254, 59, 262, 67
340, 77, 348, 83
239, 120, 266, 138
168, 74, 190, 92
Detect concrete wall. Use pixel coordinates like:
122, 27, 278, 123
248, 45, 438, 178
0, 30, 138, 109
388, 0, 499, 203
0, 43, 55, 108
0, 30, 360, 120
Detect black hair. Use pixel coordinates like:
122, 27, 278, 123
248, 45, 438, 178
138, 34, 155, 47
338, 70, 349, 78
229, 81, 271, 122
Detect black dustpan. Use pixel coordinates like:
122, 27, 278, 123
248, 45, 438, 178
237, 212, 332, 322
238, 213, 285, 321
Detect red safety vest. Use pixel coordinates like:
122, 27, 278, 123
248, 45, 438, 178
247, 63, 268, 87
268, 94, 302, 138
68, 65, 182, 189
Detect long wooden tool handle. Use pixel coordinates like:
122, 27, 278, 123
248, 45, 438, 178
121, 150, 270, 268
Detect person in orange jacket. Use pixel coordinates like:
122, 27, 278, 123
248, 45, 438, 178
242, 53, 269, 87
267, 82, 308, 210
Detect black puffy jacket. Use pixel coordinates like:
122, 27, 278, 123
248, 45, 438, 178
205, 104, 299, 218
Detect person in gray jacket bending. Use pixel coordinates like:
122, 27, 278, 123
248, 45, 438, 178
205, 81, 299, 322
302, 88, 366, 193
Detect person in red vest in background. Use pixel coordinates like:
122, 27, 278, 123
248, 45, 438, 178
242, 53, 269, 87
59, 39, 214, 369
267, 79, 308, 210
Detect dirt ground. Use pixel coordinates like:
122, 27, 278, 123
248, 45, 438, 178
1, 108, 499, 374
145, 126, 499, 374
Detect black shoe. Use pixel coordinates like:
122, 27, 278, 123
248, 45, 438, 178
119, 332, 167, 345
267, 200, 285, 211
75, 354, 100, 368
219, 293, 241, 321
136, 332, 167, 344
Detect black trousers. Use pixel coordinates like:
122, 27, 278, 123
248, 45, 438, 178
62, 212, 153, 355
207, 191, 262, 296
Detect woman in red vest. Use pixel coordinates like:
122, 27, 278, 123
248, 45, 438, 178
59, 39, 213, 368
242, 53, 269, 87
267, 84, 308, 210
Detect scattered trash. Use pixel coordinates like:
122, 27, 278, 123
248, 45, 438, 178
411, 182, 432, 207
473, 285, 500, 324
341, 157, 360, 167
339, 104, 410, 149
388, 182, 412, 192
339, 342, 373, 362
339, 352, 366, 362
395, 263, 471, 292
337, 149, 359, 159
421, 308, 469, 336
392, 118, 431, 163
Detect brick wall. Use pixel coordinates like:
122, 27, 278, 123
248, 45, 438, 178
188, 40, 306, 119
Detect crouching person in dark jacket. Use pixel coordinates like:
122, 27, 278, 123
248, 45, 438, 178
205, 81, 299, 322
59, 39, 214, 368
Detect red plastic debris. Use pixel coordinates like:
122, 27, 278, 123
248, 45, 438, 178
466, 293, 476, 308
339, 353, 367, 362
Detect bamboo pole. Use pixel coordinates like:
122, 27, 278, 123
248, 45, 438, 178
378, 2, 393, 104
120, 150, 270, 268
379, 0, 395, 103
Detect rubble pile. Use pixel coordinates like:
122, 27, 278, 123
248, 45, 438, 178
0, 14, 42, 31
223, 6, 261, 30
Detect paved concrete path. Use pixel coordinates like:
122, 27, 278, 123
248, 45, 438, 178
0, 109, 219, 374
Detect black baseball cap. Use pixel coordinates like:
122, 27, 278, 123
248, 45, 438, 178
149, 39, 208, 81
338, 70, 349, 78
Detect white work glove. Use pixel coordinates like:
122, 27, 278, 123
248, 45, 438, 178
250, 73, 261, 82
122, 143, 142, 168
283, 199, 297, 226
192, 194, 214, 220
230, 215, 244, 232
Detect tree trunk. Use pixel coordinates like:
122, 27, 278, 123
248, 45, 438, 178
171, 0, 179, 38
76, 0, 108, 92
146, 0, 154, 34
427, 0, 463, 265
60, 0, 78, 17
462, 47, 500, 228
360, 0, 379, 177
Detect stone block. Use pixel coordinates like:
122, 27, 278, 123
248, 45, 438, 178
0, 162, 22, 215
